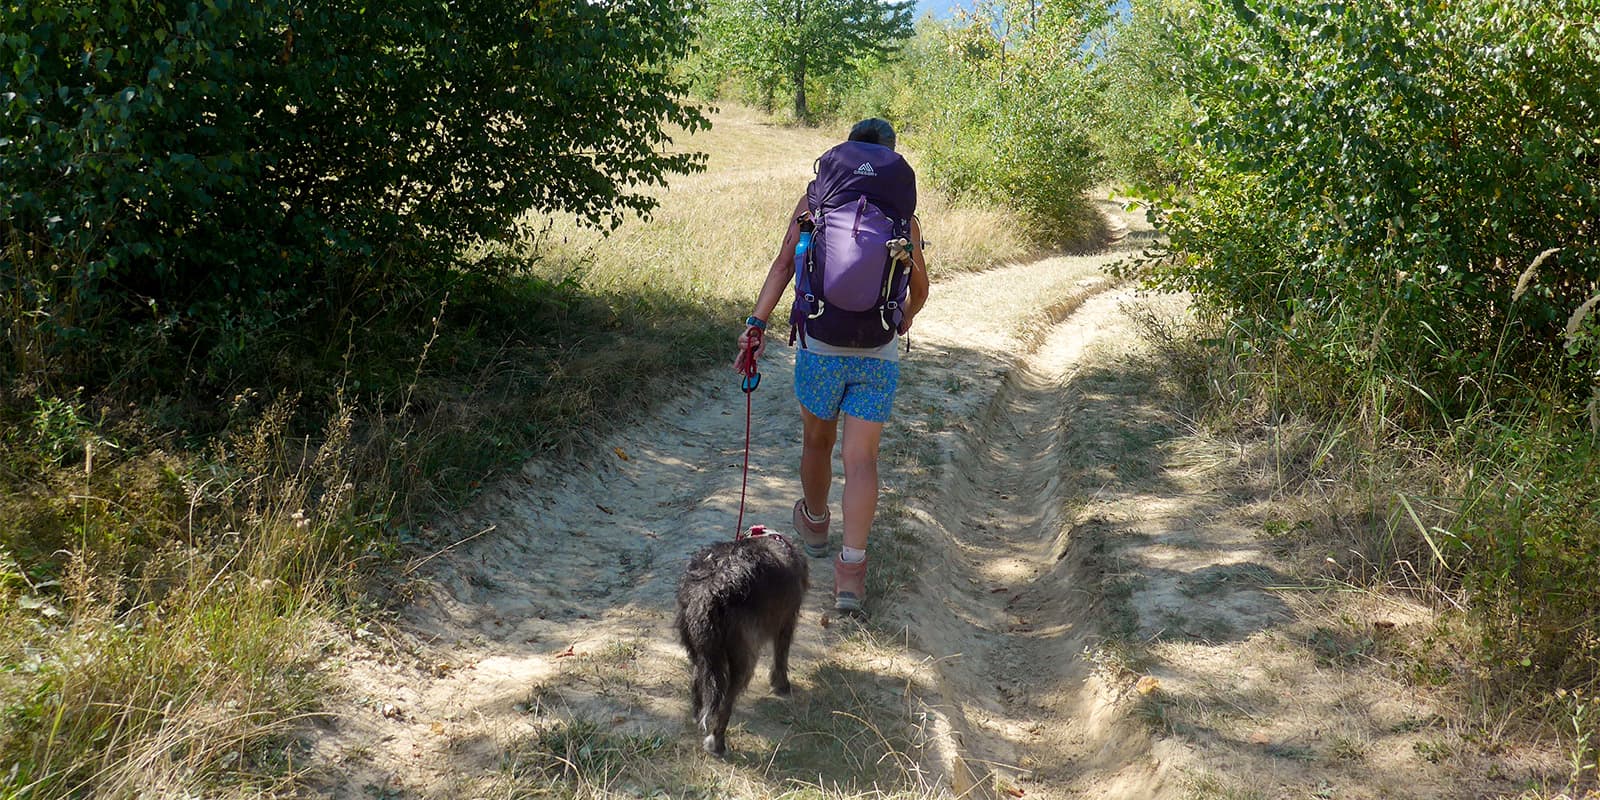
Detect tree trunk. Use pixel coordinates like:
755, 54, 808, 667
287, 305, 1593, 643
793, 58, 808, 121
792, 7, 808, 120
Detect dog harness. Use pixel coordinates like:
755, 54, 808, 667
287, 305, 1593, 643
737, 524, 797, 554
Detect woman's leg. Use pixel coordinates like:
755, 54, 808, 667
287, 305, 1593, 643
799, 404, 839, 522
831, 357, 896, 615
839, 414, 885, 552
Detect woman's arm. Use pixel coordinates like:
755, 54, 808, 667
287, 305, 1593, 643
735, 194, 807, 369
750, 195, 808, 324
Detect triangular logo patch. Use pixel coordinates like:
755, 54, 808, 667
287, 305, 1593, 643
853, 162, 877, 176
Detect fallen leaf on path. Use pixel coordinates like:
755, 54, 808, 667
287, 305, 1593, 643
990, 586, 1009, 593
1135, 676, 1162, 695
1004, 786, 1025, 797
614, 447, 630, 461
431, 722, 446, 736
1249, 732, 1271, 745
555, 645, 577, 659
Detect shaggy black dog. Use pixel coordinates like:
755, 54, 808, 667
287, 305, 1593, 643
674, 529, 809, 755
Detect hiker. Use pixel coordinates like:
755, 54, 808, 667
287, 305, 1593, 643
735, 117, 929, 617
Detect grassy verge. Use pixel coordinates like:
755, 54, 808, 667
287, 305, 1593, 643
1117, 293, 1600, 797
0, 400, 352, 797
0, 105, 1059, 798
0, 265, 739, 800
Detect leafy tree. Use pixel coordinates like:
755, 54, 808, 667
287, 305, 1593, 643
1094, 0, 1197, 191
1125, 0, 1600, 685
1150, 0, 1600, 410
1, 0, 706, 385
702, 0, 915, 119
914, 0, 1111, 242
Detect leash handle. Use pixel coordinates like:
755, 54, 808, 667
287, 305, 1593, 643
736, 326, 762, 393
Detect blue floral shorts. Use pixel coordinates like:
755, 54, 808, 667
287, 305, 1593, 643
794, 350, 899, 423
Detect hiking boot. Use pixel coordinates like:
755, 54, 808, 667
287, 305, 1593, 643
793, 499, 831, 558
833, 554, 867, 617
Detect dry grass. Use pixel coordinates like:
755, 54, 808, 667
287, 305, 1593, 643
1112, 293, 1600, 798
525, 105, 1041, 306
0, 400, 355, 798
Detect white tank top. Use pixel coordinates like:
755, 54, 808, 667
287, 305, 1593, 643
798, 333, 901, 362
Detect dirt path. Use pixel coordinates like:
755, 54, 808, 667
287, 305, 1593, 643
304, 201, 1545, 799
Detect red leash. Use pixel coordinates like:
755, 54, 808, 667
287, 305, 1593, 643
735, 388, 754, 536
734, 331, 762, 537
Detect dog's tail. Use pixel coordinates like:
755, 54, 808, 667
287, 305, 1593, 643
695, 651, 731, 732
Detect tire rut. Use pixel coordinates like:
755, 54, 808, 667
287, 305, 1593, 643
898, 279, 1165, 799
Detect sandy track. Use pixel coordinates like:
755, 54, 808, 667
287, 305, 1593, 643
886, 212, 1179, 799
303, 202, 1158, 797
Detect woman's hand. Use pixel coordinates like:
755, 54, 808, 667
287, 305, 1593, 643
733, 324, 765, 373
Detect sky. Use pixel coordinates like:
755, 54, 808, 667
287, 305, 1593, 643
914, 0, 1133, 22
915, 0, 966, 19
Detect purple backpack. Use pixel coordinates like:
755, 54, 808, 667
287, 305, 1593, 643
790, 141, 917, 349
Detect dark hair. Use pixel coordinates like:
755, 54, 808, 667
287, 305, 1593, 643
847, 118, 897, 151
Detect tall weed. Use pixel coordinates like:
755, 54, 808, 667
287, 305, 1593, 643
0, 398, 358, 798
1453, 420, 1600, 686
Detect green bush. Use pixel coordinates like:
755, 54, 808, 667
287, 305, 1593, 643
1094, 0, 1197, 191
1130, 0, 1600, 688
899, 3, 1106, 244
1458, 424, 1600, 684
2, 0, 705, 388
1150, 0, 1600, 418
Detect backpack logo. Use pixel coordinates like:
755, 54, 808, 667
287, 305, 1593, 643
853, 162, 876, 176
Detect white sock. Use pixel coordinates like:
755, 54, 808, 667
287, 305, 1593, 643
840, 547, 866, 563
